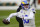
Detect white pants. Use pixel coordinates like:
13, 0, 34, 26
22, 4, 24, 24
24, 25, 35, 27
24, 26, 32, 27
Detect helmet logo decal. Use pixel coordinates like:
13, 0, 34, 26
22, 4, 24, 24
22, 2, 25, 4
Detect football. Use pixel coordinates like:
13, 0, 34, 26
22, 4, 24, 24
2, 19, 10, 25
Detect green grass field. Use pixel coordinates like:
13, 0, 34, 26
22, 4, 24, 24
0, 10, 40, 27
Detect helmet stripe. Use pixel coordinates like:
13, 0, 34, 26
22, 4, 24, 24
22, 2, 25, 4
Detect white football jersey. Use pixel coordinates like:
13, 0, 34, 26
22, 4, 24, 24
17, 7, 35, 18
17, 8, 35, 27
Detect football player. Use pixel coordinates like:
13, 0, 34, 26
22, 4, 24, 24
16, 0, 36, 27
3, 1, 36, 27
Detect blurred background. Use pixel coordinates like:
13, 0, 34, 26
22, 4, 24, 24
0, 0, 40, 27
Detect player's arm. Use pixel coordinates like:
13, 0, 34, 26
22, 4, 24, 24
3, 13, 18, 24
6, 13, 18, 22
24, 12, 34, 19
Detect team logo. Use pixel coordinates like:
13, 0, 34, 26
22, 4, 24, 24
25, 15, 28, 17
23, 19, 29, 24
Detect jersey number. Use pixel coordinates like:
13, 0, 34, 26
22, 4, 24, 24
23, 19, 29, 24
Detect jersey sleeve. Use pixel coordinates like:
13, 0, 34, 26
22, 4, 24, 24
30, 7, 36, 14
32, 8, 36, 14
6, 13, 18, 22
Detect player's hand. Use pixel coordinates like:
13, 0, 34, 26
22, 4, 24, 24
2, 19, 10, 25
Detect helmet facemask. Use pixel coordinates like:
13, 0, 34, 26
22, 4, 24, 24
21, 4, 30, 10
23, 4, 29, 10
